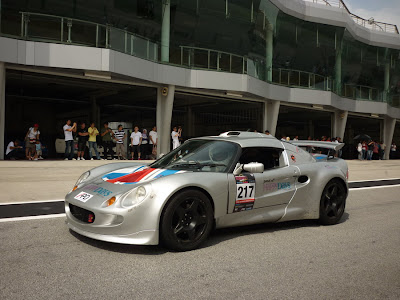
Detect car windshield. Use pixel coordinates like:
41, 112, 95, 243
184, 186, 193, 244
150, 139, 239, 172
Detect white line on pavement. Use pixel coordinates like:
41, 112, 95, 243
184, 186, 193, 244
0, 213, 66, 223
349, 178, 400, 183
349, 184, 400, 191
0, 199, 65, 206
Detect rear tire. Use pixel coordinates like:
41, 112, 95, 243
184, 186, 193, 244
160, 189, 214, 251
319, 179, 346, 225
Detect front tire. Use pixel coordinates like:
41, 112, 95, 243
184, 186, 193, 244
319, 179, 346, 225
160, 189, 214, 251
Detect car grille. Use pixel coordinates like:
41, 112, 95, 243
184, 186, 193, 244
69, 204, 95, 223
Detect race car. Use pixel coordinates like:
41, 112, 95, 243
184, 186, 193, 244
65, 131, 348, 251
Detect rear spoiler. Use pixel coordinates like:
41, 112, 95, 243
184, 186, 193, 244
289, 140, 345, 151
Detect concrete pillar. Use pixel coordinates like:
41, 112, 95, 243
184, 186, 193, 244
0, 62, 5, 160
161, 0, 170, 63
332, 110, 348, 140
383, 62, 390, 102
156, 85, 175, 156
335, 42, 342, 95
266, 23, 273, 82
262, 100, 280, 137
383, 116, 396, 160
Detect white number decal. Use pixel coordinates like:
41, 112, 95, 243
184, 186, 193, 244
236, 183, 255, 200
74, 192, 94, 202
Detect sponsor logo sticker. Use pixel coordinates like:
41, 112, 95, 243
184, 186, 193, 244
84, 184, 113, 197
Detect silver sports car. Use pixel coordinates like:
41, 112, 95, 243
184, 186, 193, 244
65, 131, 348, 251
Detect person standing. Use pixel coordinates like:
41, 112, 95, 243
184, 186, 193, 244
357, 142, 363, 160
25, 124, 40, 160
171, 126, 181, 150
361, 141, 367, 160
264, 130, 270, 136
101, 122, 115, 160
390, 141, 397, 159
33, 140, 43, 160
63, 120, 76, 160
293, 136, 299, 141
5, 139, 23, 160
141, 129, 149, 159
380, 141, 386, 160
88, 122, 101, 160
130, 126, 142, 160
336, 137, 343, 158
367, 140, 374, 160
114, 124, 127, 160
149, 126, 158, 157
77, 122, 89, 160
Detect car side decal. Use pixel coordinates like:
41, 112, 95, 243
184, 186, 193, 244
233, 173, 256, 213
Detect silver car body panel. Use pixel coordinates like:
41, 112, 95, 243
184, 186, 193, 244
65, 132, 348, 245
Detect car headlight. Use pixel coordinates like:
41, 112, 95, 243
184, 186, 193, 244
121, 186, 149, 208
72, 171, 91, 191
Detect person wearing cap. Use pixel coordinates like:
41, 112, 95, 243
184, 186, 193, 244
25, 124, 40, 160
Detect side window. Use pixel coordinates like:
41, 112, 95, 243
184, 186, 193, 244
239, 147, 285, 171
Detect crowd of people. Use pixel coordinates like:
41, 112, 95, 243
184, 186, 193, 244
5, 124, 398, 161
61, 121, 160, 160
356, 140, 397, 160
5, 120, 186, 161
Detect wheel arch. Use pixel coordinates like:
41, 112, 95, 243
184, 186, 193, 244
159, 186, 216, 229
327, 177, 348, 197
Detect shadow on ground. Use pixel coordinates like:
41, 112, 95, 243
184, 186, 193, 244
69, 212, 349, 253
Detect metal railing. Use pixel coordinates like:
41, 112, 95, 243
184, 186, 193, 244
343, 84, 383, 102
179, 46, 247, 74
304, 0, 399, 34
19, 12, 158, 61
272, 68, 333, 91
4, 12, 393, 107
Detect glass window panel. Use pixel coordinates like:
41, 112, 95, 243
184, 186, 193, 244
69, 20, 97, 46
109, 27, 126, 53
26, 14, 61, 41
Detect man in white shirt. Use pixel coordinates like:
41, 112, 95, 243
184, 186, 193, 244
149, 126, 158, 146
6, 140, 23, 160
171, 126, 181, 150
130, 126, 142, 160
63, 120, 77, 160
149, 126, 158, 157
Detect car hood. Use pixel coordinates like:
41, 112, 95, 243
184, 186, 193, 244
101, 165, 188, 185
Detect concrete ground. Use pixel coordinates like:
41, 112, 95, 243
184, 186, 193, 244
0, 159, 399, 204
0, 186, 399, 299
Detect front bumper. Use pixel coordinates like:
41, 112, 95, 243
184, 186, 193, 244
66, 220, 159, 245
65, 191, 161, 245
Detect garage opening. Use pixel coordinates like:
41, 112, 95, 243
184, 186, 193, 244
276, 105, 332, 140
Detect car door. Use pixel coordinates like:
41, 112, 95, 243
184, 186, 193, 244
228, 147, 298, 213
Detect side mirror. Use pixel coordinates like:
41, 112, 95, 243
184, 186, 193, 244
243, 163, 264, 173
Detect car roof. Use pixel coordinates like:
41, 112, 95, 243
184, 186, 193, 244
190, 131, 285, 149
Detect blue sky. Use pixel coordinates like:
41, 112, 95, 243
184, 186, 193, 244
344, 0, 400, 28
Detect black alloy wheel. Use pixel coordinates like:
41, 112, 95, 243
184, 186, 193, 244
319, 179, 347, 225
161, 189, 214, 251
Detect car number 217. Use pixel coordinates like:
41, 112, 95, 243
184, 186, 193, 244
74, 192, 94, 202
236, 183, 255, 200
